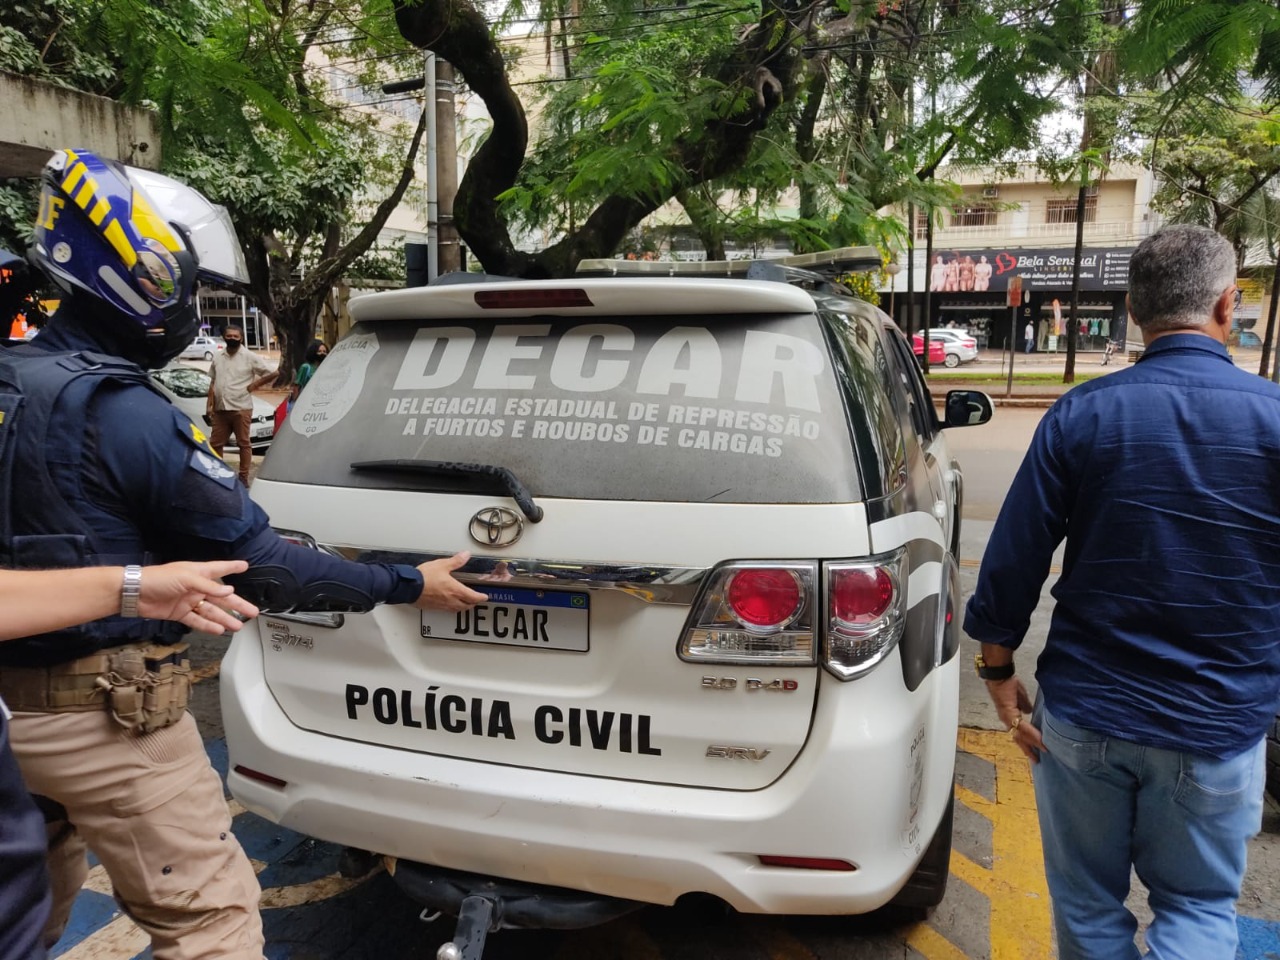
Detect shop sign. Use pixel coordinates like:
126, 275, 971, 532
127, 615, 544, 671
927, 246, 1134, 292
1236, 278, 1264, 323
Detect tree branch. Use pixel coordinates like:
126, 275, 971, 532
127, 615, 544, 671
290, 105, 430, 303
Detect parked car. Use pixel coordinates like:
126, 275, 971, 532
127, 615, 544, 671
149, 362, 275, 452
1237, 330, 1262, 348
179, 335, 225, 361
221, 253, 994, 952
925, 328, 980, 368
912, 332, 946, 366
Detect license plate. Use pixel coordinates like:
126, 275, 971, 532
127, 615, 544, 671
251, 424, 272, 439
421, 587, 589, 652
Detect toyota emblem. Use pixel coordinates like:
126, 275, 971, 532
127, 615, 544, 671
469, 507, 524, 547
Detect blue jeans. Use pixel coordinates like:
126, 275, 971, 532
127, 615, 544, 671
1032, 698, 1265, 960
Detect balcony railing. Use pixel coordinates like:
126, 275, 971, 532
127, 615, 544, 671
928, 219, 1155, 245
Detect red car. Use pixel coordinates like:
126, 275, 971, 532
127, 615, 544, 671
912, 333, 946, 366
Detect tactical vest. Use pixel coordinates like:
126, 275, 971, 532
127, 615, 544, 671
0, 344, 182, 667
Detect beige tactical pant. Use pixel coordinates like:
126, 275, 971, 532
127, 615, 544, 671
9, 709, 265, 960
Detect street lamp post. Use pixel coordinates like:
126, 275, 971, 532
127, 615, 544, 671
885, 261, 902, 323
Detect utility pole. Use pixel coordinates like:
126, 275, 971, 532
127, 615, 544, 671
425, 52, 438, 283
435, 61, 461, 275
384, 54, 462, 281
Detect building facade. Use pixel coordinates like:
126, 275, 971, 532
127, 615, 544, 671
885, 162, 1159, 353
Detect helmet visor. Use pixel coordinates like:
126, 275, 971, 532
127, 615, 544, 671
125, 168, 250, 287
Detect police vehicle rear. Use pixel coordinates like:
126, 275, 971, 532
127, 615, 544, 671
221, 249, 993, 955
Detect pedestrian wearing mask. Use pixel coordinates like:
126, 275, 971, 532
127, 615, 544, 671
206, 324, 276, 486
965, 224, 1280, 960
294, 339, 327, 392
1, 147, 485, 959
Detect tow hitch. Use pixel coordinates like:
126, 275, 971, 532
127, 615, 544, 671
386, 857, 644, 958
433, 895, 500, 960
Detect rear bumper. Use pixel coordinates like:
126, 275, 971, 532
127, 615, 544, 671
222, 635, 958, 916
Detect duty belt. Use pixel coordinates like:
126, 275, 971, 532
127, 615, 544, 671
0, 643, 192, 733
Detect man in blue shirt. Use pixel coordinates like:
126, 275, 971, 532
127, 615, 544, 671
965, 224, 1280, 960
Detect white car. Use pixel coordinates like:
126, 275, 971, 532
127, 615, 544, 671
925, 329, 979, 368
149, 362, 275, 452
178, 335, 225, 361
221, 254, 992, 952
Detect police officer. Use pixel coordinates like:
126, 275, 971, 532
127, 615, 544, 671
0, 560, 258, 960
0, 150, 485, 959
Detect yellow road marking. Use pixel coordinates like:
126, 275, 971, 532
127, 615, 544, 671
954, 783, 995, 818
905, 923, 970, 960
191, 661, 220, 683
258, 871, 371, 910
83, 864, 111, 897
57, 917, 149, 960
957, 729, 1053, 960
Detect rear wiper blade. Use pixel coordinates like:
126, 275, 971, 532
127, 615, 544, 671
348, 460, 544, 522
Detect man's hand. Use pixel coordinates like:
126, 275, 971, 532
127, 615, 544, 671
985, 675, 1043, 763
414, 552, 487, 611
137, 560, 260, 633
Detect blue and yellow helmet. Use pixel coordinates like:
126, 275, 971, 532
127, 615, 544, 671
30, 148, 249, 364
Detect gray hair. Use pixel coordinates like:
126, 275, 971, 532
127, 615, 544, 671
1128, 225, 1236, 333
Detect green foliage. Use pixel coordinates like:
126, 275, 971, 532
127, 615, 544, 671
0, 0, 429, 375
495, 0, 1092, 260
1146, 100, 1280, 259
349, 242, 408, 283
0, 181, 37, 254
1125, 1, 1280, 102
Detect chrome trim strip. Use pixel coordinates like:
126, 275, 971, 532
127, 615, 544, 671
324, 546, 709, 605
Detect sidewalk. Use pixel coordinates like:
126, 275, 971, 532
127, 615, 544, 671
924, 348, 1117, 407
929, 344, 1272, 407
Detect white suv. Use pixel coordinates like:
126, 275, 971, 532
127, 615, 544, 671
925, 328, 979, 368
222, 253, 992, 952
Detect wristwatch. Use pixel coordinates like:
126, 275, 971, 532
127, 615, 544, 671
120, 565, 143, 618
974, 653, 1015, 682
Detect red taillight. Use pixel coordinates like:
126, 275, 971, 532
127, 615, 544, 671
726, 568, 802, 628
234, 765, 288, 789
474, 289, 594, 309
758, 855, 857, 872
831, 567, 893, 624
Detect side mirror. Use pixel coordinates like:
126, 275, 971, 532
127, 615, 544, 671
942, 389, 993, 428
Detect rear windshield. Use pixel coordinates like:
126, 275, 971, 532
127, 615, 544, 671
259, 313, 861, 503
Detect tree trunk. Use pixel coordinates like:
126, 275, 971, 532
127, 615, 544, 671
1064, 181, 1086, 385
243, 107, 429, 381
1065, 0, 1124, 385
1262, 252, 1280, 379
676, 188, 726, 261
794, 69, 828, 250
394, 0, 799, 278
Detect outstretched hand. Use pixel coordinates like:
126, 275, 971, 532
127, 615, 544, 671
414, 552, 488, 612
137, 560, 260, 633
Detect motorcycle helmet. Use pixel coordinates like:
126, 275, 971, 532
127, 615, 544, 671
30, 148, 249, 367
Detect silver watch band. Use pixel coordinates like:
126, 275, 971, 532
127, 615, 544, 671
120, 564, 143, 618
